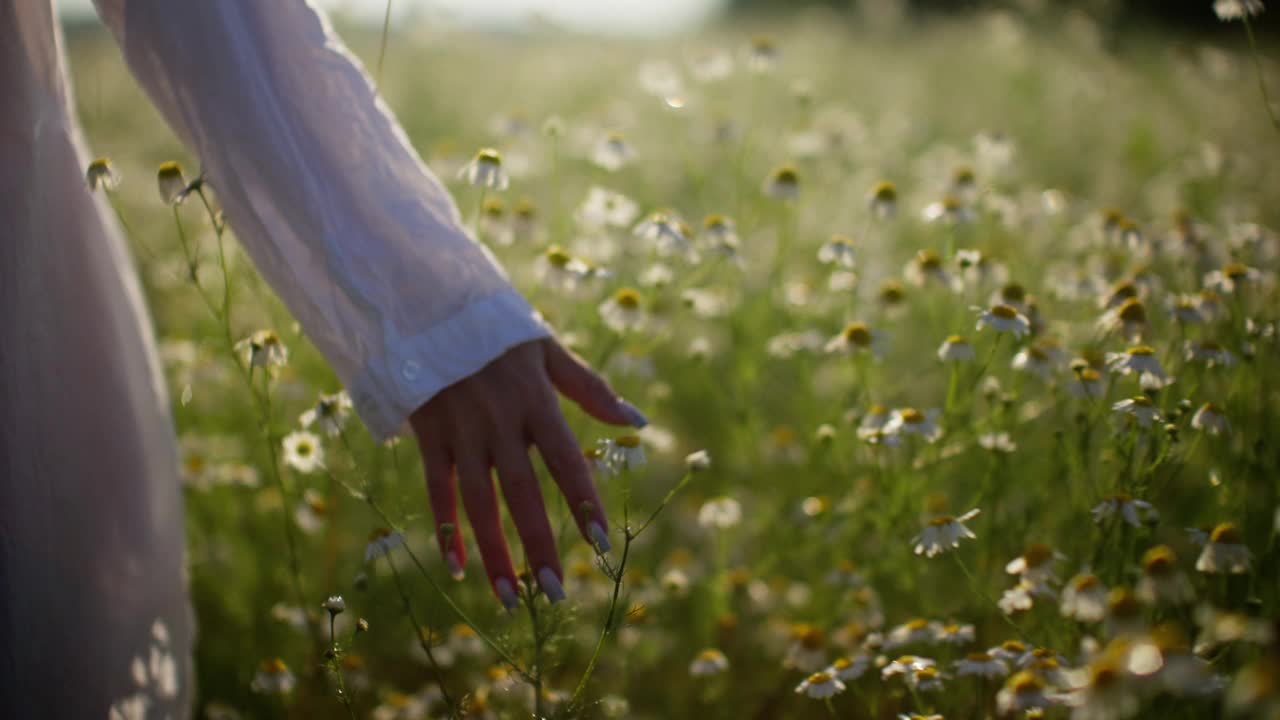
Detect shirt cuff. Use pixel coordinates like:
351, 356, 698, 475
348, 288, 551, 441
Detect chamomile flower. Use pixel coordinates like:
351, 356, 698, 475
1091, 493, 1157, 528
1105, 346, 1171, 388
825, 321, 886, 357
86, 157, 121, 191
885, 618, 938, 649
598, 288, 647, 333
867, 180, 898, 218
592, 131, 636, 172
1215, 0, 1265, 22
537, 245, 592, 292
955, 652, 1009, 679
1098, 298, 1149, 341
882, 655, 936, 680
1061, 649, 1141, 720
795, 671, 845, 699
784, 625, 828, 672
1204, 262, 1262, 294
700, 214, 741, 259
908, 666, 947, 692
905, 250, 960, 291
1011, 344, 1062, 380
156, 161, 188, 205
883, 408, 943, 443
1167, 294, 1206, 325
817, 235, 856, 268
1136, 545, 1193, 605
1191, 402, 1230, 435
975, 304, 1031, 338
364, 528, 405, 564
1006, 543, 1060, 587
282, 431, 324, 474
911, 509, 980, 558
457, 148, 509, 190
1069, 365, 1106, 398
922, 194, 970, 224
633, 212, 692, 257
1060, 573, 1108, 623
763, 164, 800, 200
689, 649, 729, 676
235, 330, 288, 370
827, 655, 871, 681
601, 435, 646, 471
1195, 522, 1252, 574
937, 335, 976, 363
698, 497, 743, 529
746, 35, 779, 72
250, 659, 296, 694
575, 186, 639, 229
1184, 340, 1237, 368
1112, 396, 1161, 428
935, 622, 976, 646
996, 671, 1051, 716
994, 282, 1030, 312
299, 391, 352, 437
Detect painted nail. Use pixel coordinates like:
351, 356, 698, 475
494, 577, 520, 612
618, 399, 648, 429
446, 551, 465, 581
588, 521, 611, 553
537, 567, 566, 603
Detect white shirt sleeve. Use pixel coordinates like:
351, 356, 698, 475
91, 0, 550, 441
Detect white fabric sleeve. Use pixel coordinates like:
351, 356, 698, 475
91, 0, 550, 440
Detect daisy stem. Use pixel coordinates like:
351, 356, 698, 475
1242, 17, 1280, 132
823, 697, 836, 717
326, 613, 358, 720
374, 0, 393, 91
385, 551, 458, 718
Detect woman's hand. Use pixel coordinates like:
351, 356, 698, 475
408, 338, 645, 610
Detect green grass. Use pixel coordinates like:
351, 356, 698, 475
70, 7, 1280, 719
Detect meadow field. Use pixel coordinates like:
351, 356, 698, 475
69, 5, 1280, 718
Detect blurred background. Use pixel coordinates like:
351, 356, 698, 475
58, 0, 1280, 35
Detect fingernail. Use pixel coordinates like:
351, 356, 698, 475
494, 577, 520, 612
588, 521, 611, 553
618, 399, 648, 429
446, 551, 464, 581
537, 567, 566, 603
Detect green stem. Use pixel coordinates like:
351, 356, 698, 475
1242, 17, 1280, 132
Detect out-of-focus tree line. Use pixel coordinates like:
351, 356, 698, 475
727, 0, 1279, 34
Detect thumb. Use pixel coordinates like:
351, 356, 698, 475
543, 339, 647, 428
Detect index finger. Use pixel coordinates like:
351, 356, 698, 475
529, 406, 611, 554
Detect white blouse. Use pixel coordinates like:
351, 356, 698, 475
92, 0, 550, 440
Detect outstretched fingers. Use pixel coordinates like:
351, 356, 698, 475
544, 340, 646, 428
530, 407, 612, 555
455, 451, 520, 611
493, 442, 565, 603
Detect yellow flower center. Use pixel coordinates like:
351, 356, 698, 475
991, 304, 1019, 320
613, 288, 641, 309
1022, 543, 1053, 567
905, 618, 929, 631
545, 246, 572, 268
807, 672, 833, 685
476, 148, 502, 165
614, 435, 643, 448
772, 165, 799, 186
1127, 345, 1155, 356
899, 408, 925, 424
871, 181, 897, 201
1142, 545, 1176, 575
1118, 299, 1146, 323
842, 322, 872, 346
1210, 522, 1243, 544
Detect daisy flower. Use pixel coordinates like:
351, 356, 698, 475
746, 35, 779, 72
993, 282, 1030, 312
867, 180, 898, 218
299, 391, 353, 437
598, 288, 647, 333
364, 528, 405, 564
1061, 650, 1141, 720
995, 671, 1051, 716
1136, 545, 1193, 606
282, 431, 324, 474
601, 435, 646, 471
633, 211, 692, 257
697, 497, 743, 529
934, 622, 976, 646
1195, 522, 1252, 574
817, 234, 856, 268
885, 618, 938, 649
955, 652, 1009, 679
1105, 346, 1171, 388
763, 164, 800, 200
1091, 493, 1157, 528
537, 245, 593, 292
591, 131, 636, 172
689, 649, 729, 676
235, 330, 288, 370
784, 625, 828, 672
457, 148, 509, 190
1204, 262, 1262, 294
883, 407, 943, 443
1098, 298, 1149, 341
1112, 396, 1161, 428
905, 249, 959, 291
827, 655, 871, 681
937, 335, 976, 363
86, 157, 121, 191
685, 449, 712, 471
825, 321, 886, 357
907, 666, 947, 692
250, 659, 296, 694
922, 194, 970, 224
1011, 344, 1062, 380
700, 214, 741, 259
975, 304, 1031, 338
881, 655, 936, 680
1167, 294, 1206, 325
795, 671, 845, 699
911, 509, 980, 558
1191, 402, 1230, 435
156, 161, 188, 205
575, 186, 639, 229
1069, 365, 1106, 398
1060, 573, 1108, 623
1184, 340, 1237, 368
1005, 543, 1060, 587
